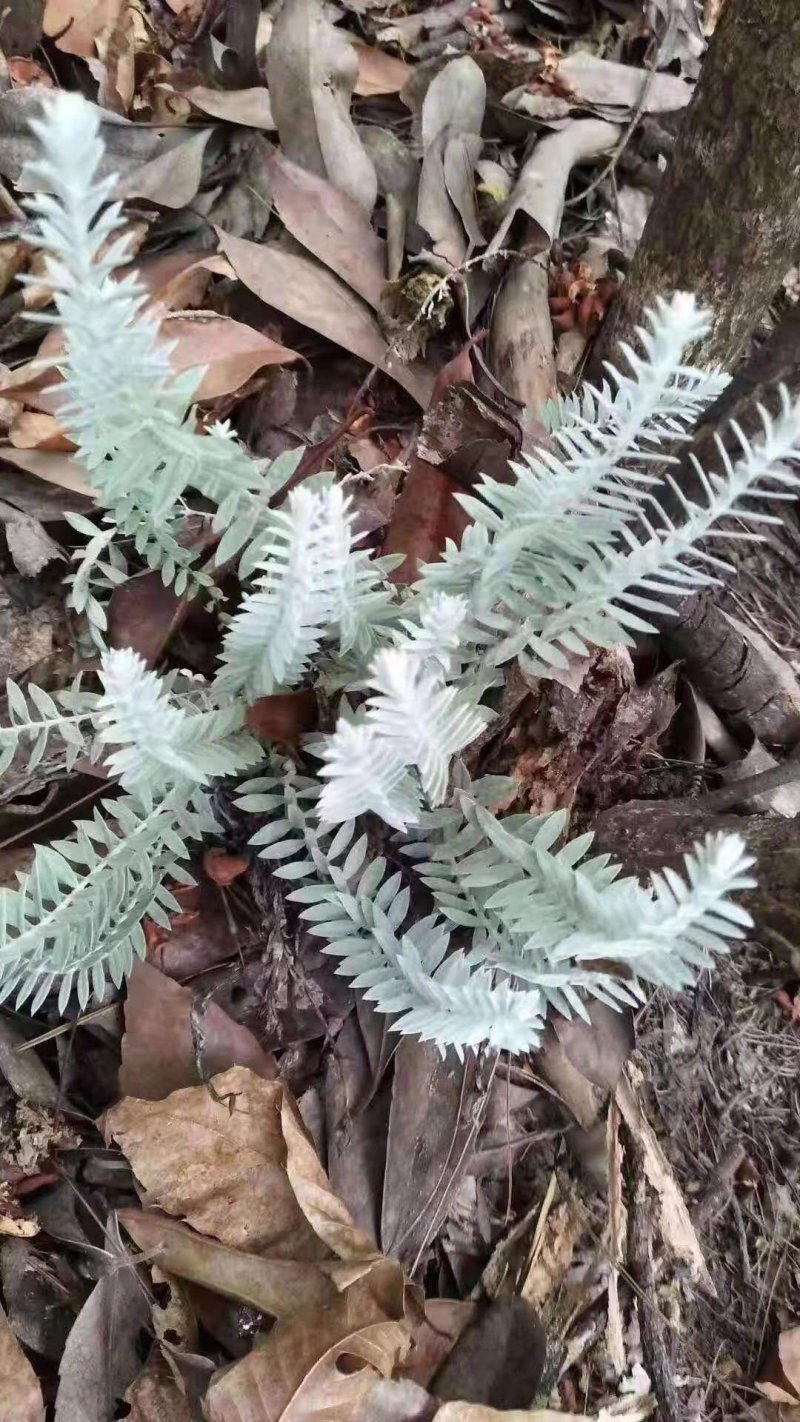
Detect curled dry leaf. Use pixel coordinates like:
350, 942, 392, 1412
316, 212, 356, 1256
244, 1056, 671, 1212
416, 56, 486, 268
119, 1210, 339, 1318
161, 311, 301, 401
204, 1264, 414, 1422
266, 0, 377, 214
360, 127, 419, 281
106, 1066, 326, 1259
0, 1299, 44, 1422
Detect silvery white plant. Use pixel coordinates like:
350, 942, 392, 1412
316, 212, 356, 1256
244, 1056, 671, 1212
0, 90, 779, 1051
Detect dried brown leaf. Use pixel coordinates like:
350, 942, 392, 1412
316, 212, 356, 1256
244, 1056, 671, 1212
106, 1066, 324, 1259
281, 1087, 377, 1262
417, 57, 485, 267
185, 84, 275, 129
204, 1265, 413, 1422
119, 1210, 338, 1317
359, 128, 419, 281
124, 1362, 195, 1422
0, 1299, 44, 1422
265, 149, 387, 309
556, 52, 692, 113
119, 959, 277, 1102
266, 0, 376, 214
9, 410, 74, 452
552, 1003, 634, 1092
116, 127, 213, 209
54, 1263, 151, 1422
382, 347, 473, 583
757, 1324, 800, 1408
162, 311, 301, 400
217, 230, 435, 407
354, 42, 410, 97
43, 0, 124, 57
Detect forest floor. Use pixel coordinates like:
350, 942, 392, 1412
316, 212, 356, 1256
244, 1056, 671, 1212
0, 0, 799, 1419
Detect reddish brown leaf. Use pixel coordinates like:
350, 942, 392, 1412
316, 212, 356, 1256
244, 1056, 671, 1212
203, 848, 249, 886
353, 41, 410, 97
383, 347, 474, 584
162, 311, 301, 401
0, 1301, 44, 1421
119, 960, 277, 1102
246, 690, 319, 741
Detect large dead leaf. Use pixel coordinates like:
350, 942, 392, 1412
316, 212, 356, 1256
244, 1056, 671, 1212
0, 1299, 44, 1421
217, 231, 435, 407
119, 1210, 338, 1317
266, 0, 377, 214
280, 1087, 376, 1262
54, 1262, 151, 1422
265, 149, 388, 309
204, 1265, 413, 1422
162, 311, 301, 400
105, 1066, 325, 1259
416, 56, 485, 267
758, 1322, 800, 1407
360, 127, 419, 281
120, 959, 277, 1101
43, 0, 125, 57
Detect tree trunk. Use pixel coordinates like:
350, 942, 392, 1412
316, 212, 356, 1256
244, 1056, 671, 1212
588, 0, 800, 378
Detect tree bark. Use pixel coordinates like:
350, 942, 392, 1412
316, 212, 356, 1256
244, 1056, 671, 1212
588, 0, 800, 378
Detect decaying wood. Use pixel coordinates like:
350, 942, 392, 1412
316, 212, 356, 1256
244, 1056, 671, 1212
589, 0, 800, 376
651, 302, 800, 743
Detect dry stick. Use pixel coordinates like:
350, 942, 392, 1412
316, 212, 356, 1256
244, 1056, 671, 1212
693, 755, 800, 812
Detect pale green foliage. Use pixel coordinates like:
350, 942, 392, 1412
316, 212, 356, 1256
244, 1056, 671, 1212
24, 92, 300, 634
0, 92, 774, 1047
238, 763, 755, 1054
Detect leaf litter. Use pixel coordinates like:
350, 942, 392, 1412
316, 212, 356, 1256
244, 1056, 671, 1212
1, 0, 800, 1419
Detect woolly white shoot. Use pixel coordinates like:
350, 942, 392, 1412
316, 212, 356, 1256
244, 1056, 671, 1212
215, 483, 397, 702
24, 92, 295, 623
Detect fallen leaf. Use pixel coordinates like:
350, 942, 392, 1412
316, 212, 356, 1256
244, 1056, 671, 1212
218, 230, 435, 407
416, 56, 485, 267
266, 0, 377, 214
162, 311, 301, 400
615, 1074, 714, 1291
353, 40, 410, 97
116, 127, 214, 208
265, 149, 388, 309
9, 410, 74, 452
124, 1362, 195, 1422
0, 448, 92, 496
2, 508, 63, 577
0, 1299, 44, 1421
383, 347, 474, 583
246, 690, 319, 741
54, 1261, 151, 1422
380, 1040, 477, 1264
433, 1297, 545, 1409
120, 959, 277, 1101
185, 83, 275, 129
359, 127, 419, 281
556, 51, 692, 113
43, 0, 125, 57
106, 1066, 327, 1259
204, 1265, 413, 1422
119, 1211, 338, 1317
281, 1087, 377, 1261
